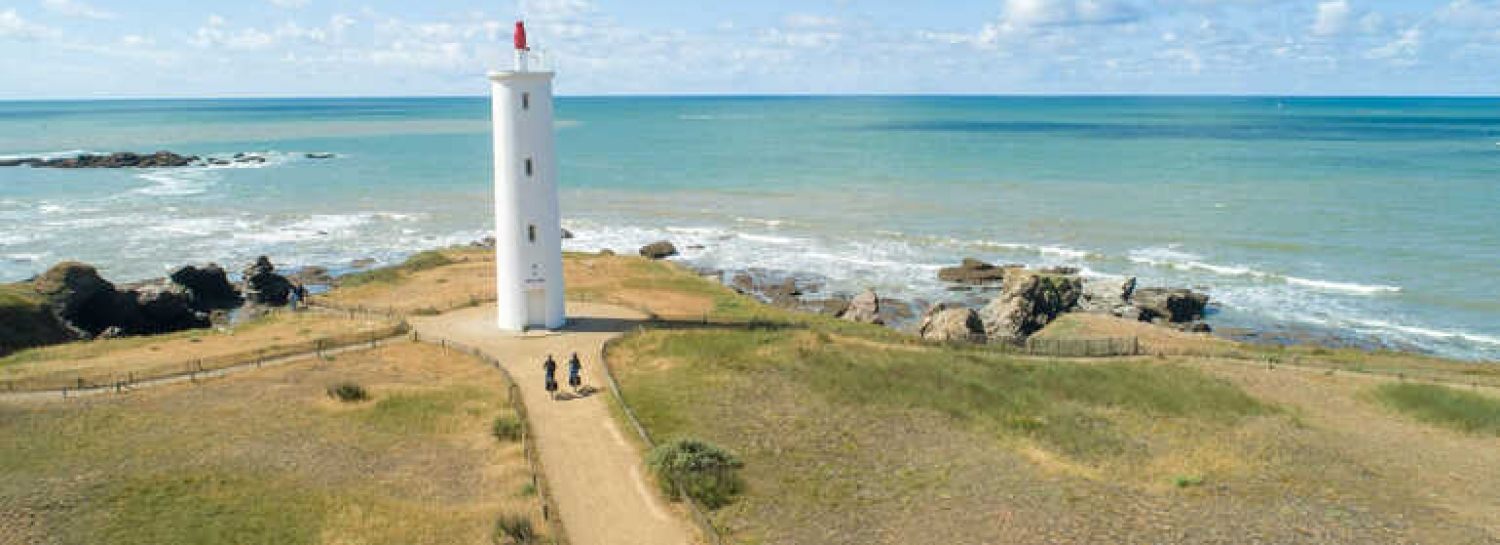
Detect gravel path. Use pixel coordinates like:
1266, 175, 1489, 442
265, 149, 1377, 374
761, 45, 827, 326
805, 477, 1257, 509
411, 303, 698, 545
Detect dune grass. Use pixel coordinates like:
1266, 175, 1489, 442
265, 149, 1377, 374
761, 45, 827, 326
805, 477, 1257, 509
339, 250, 456, 288
0, 342, 546, 545
1375, 382, 1500, 436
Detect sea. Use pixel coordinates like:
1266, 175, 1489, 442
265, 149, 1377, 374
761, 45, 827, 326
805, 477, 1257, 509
1, 96, 1497, 360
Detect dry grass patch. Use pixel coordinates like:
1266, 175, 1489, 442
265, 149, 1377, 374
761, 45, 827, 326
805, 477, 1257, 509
0, 311, 398, 391
0, 341, 547, 545
318, 248, 497, 315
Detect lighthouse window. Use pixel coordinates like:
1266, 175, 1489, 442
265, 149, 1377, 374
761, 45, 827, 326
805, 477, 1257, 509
522, 92, 531, 110
528, 224, 536, 243
525, 158, 534, 177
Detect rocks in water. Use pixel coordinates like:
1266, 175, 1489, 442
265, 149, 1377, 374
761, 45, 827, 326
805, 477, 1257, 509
1132, 288, 1209, 324
838, 288, 884, 325
561, 228, 574, 240
919, 303, 985, 343
305, 153, 335, 159
0, 151, 199, 169
242, 256, 294, 306
938, 258, 1009, 285
807, 297, 850, 317
169, 264, 242, 311
639, 241, 678, 260
1078, 277, 1138, 318
471, 236, 497, 249
979, 268, 1082, 345
350, 258, 378, 269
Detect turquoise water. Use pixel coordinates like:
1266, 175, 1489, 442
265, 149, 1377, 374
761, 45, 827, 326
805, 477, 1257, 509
1, 97, 1497, 359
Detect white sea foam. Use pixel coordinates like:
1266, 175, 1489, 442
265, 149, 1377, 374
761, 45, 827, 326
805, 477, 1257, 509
0, 233, 30, 246
1129, 245, 1401, 296
1347, 318, 1500, 346
735, 217, 788, 228
3, 253, 42, 263
961, 239, 1098, 260
133, 169, 216, 197
0, 149, 95, 160
737, 232, 800, 245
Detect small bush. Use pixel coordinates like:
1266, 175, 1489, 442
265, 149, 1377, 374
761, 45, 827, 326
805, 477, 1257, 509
492, 514, 535, 544
492, 415, 523, 442
1376, 383, 1500, 436
646, 437, 744, 509
1173, 475, 1206, 488
326, 382, 369, 403
518, 483, 536, 496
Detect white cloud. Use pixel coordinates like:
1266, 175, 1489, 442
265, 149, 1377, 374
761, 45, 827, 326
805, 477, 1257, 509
270, 0, 310, 8
1367, 27, 1421, 65
190, 16, 277, 50
1313, 0, 1351, 36
0, 9, 57, 40
1002, 0, 1142, 27
41, 0, 115, 20
783, 13, 840, 28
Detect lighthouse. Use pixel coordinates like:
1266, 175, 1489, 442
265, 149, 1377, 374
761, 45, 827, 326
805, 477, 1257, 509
491, 21, 565, 332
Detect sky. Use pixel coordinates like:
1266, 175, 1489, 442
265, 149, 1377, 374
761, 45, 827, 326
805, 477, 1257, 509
0, 0, 1497, 98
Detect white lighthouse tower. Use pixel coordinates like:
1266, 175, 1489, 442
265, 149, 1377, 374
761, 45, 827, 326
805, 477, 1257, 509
491, 21, 565, 332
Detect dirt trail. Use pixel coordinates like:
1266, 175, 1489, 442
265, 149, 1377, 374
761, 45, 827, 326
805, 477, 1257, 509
411, 303, 697, 545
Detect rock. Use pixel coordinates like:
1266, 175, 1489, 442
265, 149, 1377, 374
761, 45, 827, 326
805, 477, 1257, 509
730, 273, 755, 294
599, 249, 615, 256
241, 256, 293, 307
639, 241, 678, 260
686, 244, 705, 250
169, 264, 241, 311
305, 153, 335, 159
838, 288, 884, 325
979, 269, 1082, 345
0, 283, 80, 356
1132, 288, 1209, 324
208, 158, 231, 166
919, 303, 985, 343
286, 266, 333, 288
1078, 277, 1137, 317
561, 228, 574, 239
471, 236, 497, 249
877, 298, 917, 325
938, 258, 1009, 285
134, 282, 209, 332
32, 262, 113, 327
808, 297, 850, 317
2, 151, 199, 169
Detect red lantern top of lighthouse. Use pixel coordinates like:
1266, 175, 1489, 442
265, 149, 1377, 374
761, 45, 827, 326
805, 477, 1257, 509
514, 21, 528, 51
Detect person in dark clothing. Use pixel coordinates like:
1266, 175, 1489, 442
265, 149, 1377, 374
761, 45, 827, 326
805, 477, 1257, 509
567, 352, 583, 390
543, 355, 559, 398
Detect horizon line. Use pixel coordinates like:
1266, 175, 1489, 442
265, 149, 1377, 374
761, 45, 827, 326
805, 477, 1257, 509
3, 91, 1500, 102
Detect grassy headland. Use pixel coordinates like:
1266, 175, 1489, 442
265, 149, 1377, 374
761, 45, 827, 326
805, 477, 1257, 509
0, 342, 546, 544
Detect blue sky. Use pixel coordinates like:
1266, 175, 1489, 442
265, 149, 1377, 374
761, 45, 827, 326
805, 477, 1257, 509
1, 0, 1496, 98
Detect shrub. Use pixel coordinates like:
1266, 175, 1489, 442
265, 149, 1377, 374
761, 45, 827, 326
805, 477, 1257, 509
1173, 475, 1206, 488
646, 437, 744, 509
492, 514, 535, 544
492, 415, 523, 442
326, 382, 369, 403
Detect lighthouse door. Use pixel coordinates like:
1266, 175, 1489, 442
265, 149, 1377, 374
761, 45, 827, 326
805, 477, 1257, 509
525, 289, 548, 330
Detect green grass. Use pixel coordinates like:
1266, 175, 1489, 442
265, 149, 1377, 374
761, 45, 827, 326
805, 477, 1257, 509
616, 327, 1267, 460
361, 386, 486, 434
79, 472, 324, 545
339, 250, 456, 287
1375, 383, 1500, 436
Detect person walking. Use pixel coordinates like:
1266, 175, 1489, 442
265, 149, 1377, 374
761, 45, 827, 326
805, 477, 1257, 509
543, 355, 559, 399
287, 283, 302, 311
567, 352, 583, 391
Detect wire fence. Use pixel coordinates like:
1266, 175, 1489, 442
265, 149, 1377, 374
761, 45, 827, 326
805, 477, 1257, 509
409, 331, 571, 545
4, 313, 409, 396
1025, 336, 1140, 358
599, 335, 729, 545
310, 295, 497, 319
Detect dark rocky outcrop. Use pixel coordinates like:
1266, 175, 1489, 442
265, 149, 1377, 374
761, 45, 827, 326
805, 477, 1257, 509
919, 303, 985, 343
639, 241, 678, 260
838, 288, 884, 325
305, 153, 336, 159
1132, 288, 1209, 324
242, 257, 294, 306
0, 151, 199, 169
0, 283, 79, 357
979, 269, 1083, 345
134, 282, 209, 332
169, 264, 242, 311
938, 258, 1010, 285
562, 228, 575, 240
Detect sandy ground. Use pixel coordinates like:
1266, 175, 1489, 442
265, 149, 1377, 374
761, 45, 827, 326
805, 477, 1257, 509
410, 302, 698, 545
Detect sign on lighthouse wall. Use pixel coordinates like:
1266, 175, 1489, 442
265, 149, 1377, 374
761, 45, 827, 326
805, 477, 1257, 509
491, 21, 566, 332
